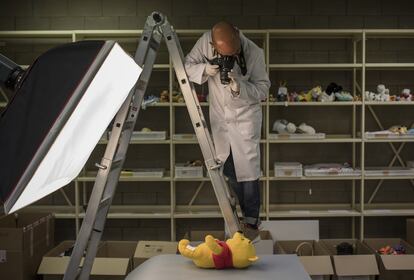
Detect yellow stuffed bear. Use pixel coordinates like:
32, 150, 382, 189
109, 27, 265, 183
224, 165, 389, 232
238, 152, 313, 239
178, 232, 259, 269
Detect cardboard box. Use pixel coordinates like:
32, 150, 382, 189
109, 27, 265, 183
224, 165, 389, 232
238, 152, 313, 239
320, 239, 379, 280
0, 213, 54, 280
38, 240, 136, 280
364, 238, 414, 280
261, 220, 319, 241
275, 240, 334, 280
407, 219, 414, 246
183, 230, 226, 242
133, 241, 178, 268
253, 230, 274, 254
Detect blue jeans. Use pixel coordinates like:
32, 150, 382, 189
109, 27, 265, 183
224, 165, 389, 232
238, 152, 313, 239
223, 151, 260, 226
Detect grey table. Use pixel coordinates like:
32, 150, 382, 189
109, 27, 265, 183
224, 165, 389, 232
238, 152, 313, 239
126, 254, 311, 280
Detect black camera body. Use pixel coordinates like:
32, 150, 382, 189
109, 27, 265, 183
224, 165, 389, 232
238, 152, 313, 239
205, 55, 236, 85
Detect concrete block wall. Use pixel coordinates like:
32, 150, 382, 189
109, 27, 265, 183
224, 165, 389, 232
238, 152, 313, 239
1, 0, 414, 242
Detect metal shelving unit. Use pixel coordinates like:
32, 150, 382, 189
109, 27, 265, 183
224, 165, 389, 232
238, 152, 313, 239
1, 29, 414, 241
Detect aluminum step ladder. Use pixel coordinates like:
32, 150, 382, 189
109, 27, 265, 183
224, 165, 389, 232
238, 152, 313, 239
63, 11, 241, 280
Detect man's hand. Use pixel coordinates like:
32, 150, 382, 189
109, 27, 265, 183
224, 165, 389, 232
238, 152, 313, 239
205, 64, 219, 76
228, 71, 240, 95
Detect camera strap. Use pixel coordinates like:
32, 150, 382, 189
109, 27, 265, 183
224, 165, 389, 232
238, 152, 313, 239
236, 46, 247, 76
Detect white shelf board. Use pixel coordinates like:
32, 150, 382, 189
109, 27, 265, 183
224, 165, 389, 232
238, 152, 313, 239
268, 135, 362, 143
269, 63, 362, 70
365, 101, 414, 106
268, 209, 361, 218
269, 101, 362, 106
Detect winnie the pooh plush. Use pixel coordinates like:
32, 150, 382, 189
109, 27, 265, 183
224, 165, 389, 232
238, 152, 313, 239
178, 232, 259, 269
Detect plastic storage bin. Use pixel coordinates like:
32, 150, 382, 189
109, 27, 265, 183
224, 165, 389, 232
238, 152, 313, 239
274, 162, 303, 177
175, 164, 203, 178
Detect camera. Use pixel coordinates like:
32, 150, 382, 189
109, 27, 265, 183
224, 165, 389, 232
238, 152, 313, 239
205, 55, 236, 85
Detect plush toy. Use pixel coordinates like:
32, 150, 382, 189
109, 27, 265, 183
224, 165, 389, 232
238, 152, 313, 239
160, 90, 169, 102
178, 232, 259, 269
319, 91, 335, 102
399, 88, 412, 101
389, 125, 408, 134
365, 84, 391, 102
296, 123, 316, 134
277, 81, 288, 102
172, 90, 184, 103
289, 92, 299, 102
308, 86, 322, 101
273, 119, 297, 134
377, 84, 390, 101
325, 82, 343, 97
335, 91, 353, 101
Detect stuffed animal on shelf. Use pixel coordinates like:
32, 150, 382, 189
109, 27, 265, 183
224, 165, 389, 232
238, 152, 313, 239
272, 119, 316, 135
399, 88, 412, 101
308, 86, 322, 101
273, 119, 297, 134
326, 82, 343, 96
172, 90, 184, 103
160, 90, 169, 102
178, 232, 259, 269
377, 84, 390, 101
319, 91, 335, 102
365, 84, 390, 102
277, 81, 288, 102
335, 91, 353, 101
389, 125, 408, 134
296, 123, 316, 135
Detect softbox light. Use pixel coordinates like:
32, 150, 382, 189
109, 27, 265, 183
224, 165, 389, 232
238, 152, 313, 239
0, 40, 142, 214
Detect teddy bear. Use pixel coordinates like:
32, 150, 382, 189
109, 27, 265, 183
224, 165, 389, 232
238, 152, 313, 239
365, 84, 390, 102
377, 84, 390, 101
178, 232, 259, 269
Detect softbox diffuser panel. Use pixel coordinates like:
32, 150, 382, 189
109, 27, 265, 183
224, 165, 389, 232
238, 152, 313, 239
0, 40, 142, 213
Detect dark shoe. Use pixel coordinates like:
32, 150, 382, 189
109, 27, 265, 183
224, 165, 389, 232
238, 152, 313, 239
243, 223, 260, 242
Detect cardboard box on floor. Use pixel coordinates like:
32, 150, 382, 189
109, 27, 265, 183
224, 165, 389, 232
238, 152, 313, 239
0, 212, 54, 280
364, 238, 414, 280
320, 239, 379, 280
275, 240, 334, 280
183, 230, 274, 254
38, 240, 136, 280
133, 241, 178, 268
407, 219, 414, 246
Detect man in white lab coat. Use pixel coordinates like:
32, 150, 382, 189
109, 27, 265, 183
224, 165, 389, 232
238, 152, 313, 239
185, 22, 270, 240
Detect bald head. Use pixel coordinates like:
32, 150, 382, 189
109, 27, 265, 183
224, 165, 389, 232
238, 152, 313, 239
211, 21, 241, 56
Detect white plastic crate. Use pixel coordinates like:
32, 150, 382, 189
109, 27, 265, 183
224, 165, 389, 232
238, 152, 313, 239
365, 167, 414, 176
131, 131, 166, 140
274, 162, 302, 177
172, 134, 197, 140
268, 133, 325, 140
365, 132, 414, 139
121, 168, 165, 177
304, 164, 361, 176
175, 164, 203, 178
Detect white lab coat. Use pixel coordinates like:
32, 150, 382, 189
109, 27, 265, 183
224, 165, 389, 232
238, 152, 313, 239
185, 31, 270, 182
